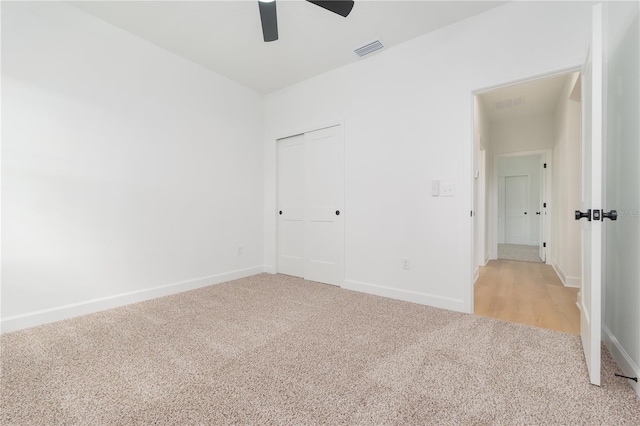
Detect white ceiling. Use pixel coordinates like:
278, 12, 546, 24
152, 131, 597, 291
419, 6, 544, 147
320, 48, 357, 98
477, 72, 575, 124
70, 1, 506, 94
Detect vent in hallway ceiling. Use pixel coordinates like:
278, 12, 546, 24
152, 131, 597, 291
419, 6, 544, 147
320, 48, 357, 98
494, 96, 525, 110
354, 40, 385, 57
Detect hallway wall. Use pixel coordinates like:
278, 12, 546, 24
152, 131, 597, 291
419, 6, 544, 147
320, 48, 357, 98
552, 73, 582, 288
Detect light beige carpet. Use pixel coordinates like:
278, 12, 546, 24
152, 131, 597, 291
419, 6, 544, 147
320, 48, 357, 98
2, 273, 639, 425
498, 243, 543, 263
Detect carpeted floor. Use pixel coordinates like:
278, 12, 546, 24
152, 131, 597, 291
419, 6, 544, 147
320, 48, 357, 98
2, 273, 639, 425
498, 243, 543, 262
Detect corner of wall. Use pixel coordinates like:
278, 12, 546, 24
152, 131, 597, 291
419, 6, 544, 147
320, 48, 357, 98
603, 326, 640, 399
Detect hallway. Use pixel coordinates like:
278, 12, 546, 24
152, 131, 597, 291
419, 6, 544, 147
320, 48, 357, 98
474, 260, 579, 334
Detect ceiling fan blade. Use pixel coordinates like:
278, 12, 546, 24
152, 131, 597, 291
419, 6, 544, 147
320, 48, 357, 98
306, 1, 354, 18
258, 1, 278, 42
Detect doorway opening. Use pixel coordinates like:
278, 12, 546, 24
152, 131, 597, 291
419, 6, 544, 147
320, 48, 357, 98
495, 152, 547, 263
471, 69, 582, 334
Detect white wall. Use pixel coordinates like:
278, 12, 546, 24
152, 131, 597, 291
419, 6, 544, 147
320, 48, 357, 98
264, 1, 592, 313
497, 155, 543, 245
490, 115, 556, 154
1, 2, 264, 331
552, 73, 582, 288
473, 96, 490, 274
602, 1, 640, 397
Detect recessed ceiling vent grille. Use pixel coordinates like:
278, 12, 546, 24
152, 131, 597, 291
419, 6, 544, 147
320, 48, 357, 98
354, 40, 385, 57
494, 96, 526, 110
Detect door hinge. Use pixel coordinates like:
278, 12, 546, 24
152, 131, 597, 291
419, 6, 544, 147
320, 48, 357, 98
543, 242, 546, 248
543, 202, 547, 208
470, 210, 474, 217
543, 163, 547, 169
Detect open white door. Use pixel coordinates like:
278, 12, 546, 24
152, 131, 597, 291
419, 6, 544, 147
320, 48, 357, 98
577, 3, 603, 386
539, 159, 547, 262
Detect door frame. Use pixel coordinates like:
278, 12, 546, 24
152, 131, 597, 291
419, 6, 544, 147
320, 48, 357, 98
273, 120, 346, 285
493, 151, 551, 257
469, 67, 579, 314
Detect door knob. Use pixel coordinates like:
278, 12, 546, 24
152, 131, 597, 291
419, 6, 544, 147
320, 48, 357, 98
524, 212, 527, 215
575, 209, 591, 221
602, 210, 618, 221
335, 210, 340, 216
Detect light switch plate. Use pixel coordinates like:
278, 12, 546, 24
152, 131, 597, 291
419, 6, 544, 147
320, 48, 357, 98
431, 180, 440, 196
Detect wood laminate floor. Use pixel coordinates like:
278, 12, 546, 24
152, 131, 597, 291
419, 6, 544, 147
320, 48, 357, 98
474, 259, 580, 334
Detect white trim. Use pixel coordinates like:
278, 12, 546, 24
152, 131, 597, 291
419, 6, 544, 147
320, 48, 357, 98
564, 276, 580, 288
342, 279, 466, 313
473, 267, 480, 284
493, 151, 552, 256
473, 66, 582, 95
551, 260, 581, 288
603, 326, 640, 398
551, 260, 567, 284
273, 118, 346, 143
0, 266, 265, 334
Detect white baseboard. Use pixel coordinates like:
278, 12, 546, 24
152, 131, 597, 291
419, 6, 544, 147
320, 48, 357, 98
551, 261, 566, 284
550, 261, 581, 288
263, 264, 276, 274
603, 325, 640, 398
342, 279, 466, 313
0, 266, 265, 334
473, 267, 480, 284
564, 276, 580, 288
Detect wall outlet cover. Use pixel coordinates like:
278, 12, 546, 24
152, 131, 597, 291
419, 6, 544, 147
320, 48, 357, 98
402, 258, 411, 270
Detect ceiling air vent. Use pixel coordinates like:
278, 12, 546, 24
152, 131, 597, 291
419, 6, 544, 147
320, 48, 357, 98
354, 40, 385, 58
494, 96, 525, 110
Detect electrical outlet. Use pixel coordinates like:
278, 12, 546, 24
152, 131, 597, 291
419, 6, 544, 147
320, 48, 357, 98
402, 258, 411, 270
237, 246, 244, 256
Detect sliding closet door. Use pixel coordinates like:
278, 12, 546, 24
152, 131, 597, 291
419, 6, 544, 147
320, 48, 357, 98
277, 134, 305, 278
276, 125, 344, 286
304, 126, 344, 286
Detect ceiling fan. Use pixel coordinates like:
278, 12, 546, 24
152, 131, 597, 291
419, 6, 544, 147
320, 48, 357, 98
258, 0, 355, 42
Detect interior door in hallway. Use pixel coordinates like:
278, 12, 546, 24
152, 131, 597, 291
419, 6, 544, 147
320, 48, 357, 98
277, 125, 344, 286
505, 175, 529, 245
